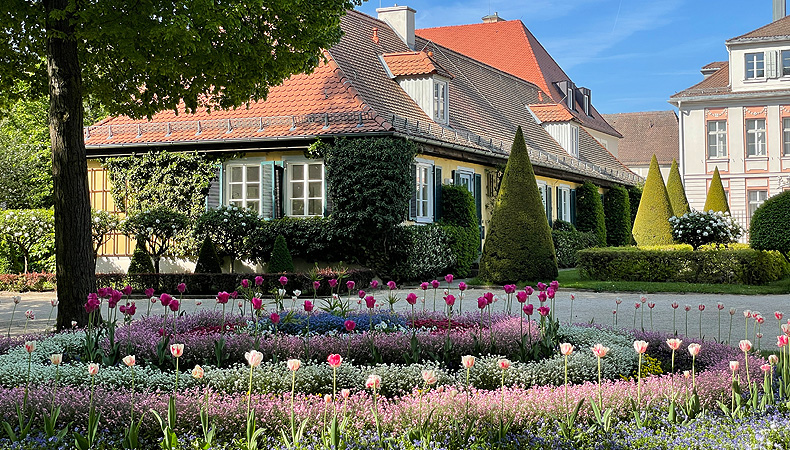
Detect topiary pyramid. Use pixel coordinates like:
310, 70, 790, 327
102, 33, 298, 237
194, 236, 222, 273
666, 159, 690, 217
479, 126, 558, 283
268, 234, 294, 273
127, 241, 155, 274
603, 185, 631, 247
575, 180, 607, 246
632, 155, 674, 246
703, 167, 730, 213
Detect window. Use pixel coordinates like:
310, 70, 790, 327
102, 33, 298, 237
582, 94, 590, 115
288, 162, 324, 217
748, 190, 768, 217
557, 187, 570, 221
745, 52, 765, 79
783, 50, 790, 76
707, 120, 727, 158
569, 125, 579, 157
746, 119, 767, 157
784, 118, 790, 156
433, 81, 447, 122
538, 183, 548, 211
414, 163, 432, 221
227, 163, 262, 214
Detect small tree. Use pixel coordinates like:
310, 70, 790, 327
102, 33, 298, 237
632, 155, 674, 246
703, 167, 730, 213
0, 209, 54, 273
194, 236, 222, 274
127, 242, 155, 274
479, 126, 558, 283
575, 181, 607, 246
91, 209, 121, 258
123, 206, 188, 273
603, 185, 631, 247
666, 159, 690, 217
268, 234, 295, 273
195, 205, 259, 273
750, 190, 790, 262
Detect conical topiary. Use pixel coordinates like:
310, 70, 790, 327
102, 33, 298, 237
268, 234, 294, 273
603, 185, 631, 247
575, 180, 607, 246
632, 155, 674, 246
194, 236, 222, 273
479, 126, 558, 283
703, 167, 730, 213
127, 241, 155, 274
666, 159, 690, 217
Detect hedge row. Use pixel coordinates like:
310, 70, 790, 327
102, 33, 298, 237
577, 246, 789, 285
0, 272, 56, 292
552, 230, 599, 269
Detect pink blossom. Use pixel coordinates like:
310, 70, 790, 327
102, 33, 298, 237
462, 355, 475, 369
254, 276, 264, 286
387, 281, 397, 290
671, 302, 679, 309
421, 369, 438, 385
192, 365, 204, 379
778, 335, 789, 348
684, 305, 691, 312
537, 291, 547, 303
516, 291, 527, 303
406, 293, 417, 305
559, 343, 574, 356
122, 285, 133, 296
546, 287, 555, 299
365, 374, 381, 389
328, 279, 338, 288
477, 297, 487, 309
420, 282, 429, 291
592, 344, 609, 358
279, 276, 288, 286
743, 309, 752, 318
768, 354, 779, 365
169, 299, 180, 312
549, 280, 559, 290
536, 282, 547, 291
688, 343, 701, 357
251, 297, 262, 310
144, 288, 155, 298
160, 293, 173, 307
24, 341, 36, 353
84, 293, 100, 313
108, 290, 123, 308
122, 355, 135, 367
346, 280, 355, 291
358, 290, 366, 299
287, 359, 301, 371
729, 361, 739, 372
370, 280, 380, 289
760, 364, 771, 373
698, 304, 705, 312
484, 292, 495, 304
270, 312, 280, 325
776, 311, 784, 321
245, 350, 263, 367
523, 304, 534, 316
313, 281, 321, 290
304, 300, 314, 313
241, 279, 250, 289
444, 295, 456, 306
444, 274, 454, 284
458, 282, 467, 291
430, 280, 440, 289
177, 283, 186, 294
666, 338, 682, 351
634, 302, 641, 310
170, 343, 184, 358
537, 306, 550, 317
503, 284, 516, 294
633, 340, 648, 354
524, 286, 534, 296
365, 296, 376, 309
756, 315, 765, 325
739, 340, 752, 352
87, 363, 99, 376
344, 320, 356, 332
216, 292, 230, 304
327, 353, 342, 368
717, 302, 724, 310
497, 359, 511, 370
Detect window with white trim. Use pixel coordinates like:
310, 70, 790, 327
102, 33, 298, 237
783, 50, 790, 76
746, 119, 766, 157
707, 120, 727, 158
748, 190, 768, 217
414, 163, 432, 221
569, 124, 579, 157
227, 163, 262, 214
433, 80, 448, 123
538, 183, 548, 211
745, 52, 765, 79
287, 162, 324, 217
557, 186, 571, 222
783, 118, 790, 156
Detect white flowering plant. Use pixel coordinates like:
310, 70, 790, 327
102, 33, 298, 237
91, 209, 122, 255
0, 209, 54, 273
669, 210, 743, 250
195, 205, 260, 270
122, 206, 189, 272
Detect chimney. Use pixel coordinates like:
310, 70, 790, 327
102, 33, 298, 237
377, 5, 416, 50
482, 12, 505, 23
774, 0, 786, 21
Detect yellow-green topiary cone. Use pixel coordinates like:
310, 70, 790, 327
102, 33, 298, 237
666, 159, 690, 217
703, 167, 730, 214
632, 155, 674, 246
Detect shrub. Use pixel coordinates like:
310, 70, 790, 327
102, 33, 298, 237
90, 208, 121, 257
195, 205, 260, 272
750, 190, 790, 261
577, 246, 789, 284
387, 224, 455, 281
440, 184, 478, 277
194, 236, 222, 274
703, 167, 730, 214
575, 181, 606, 246
480, 126, 558, 283
0, 272, 56, 291
123, 206, 189, 273
670, 211, 742, 250
552, 230, 599, 268
603, 185, 631, 247
127, 241, 155, 274
632, 155, 674, 246
268, 234, 295, 273
443, 225, 478, 278
666, 159, 690, 217
249, 217, 343, 263
627, 185, 642, 231
0, 209, 55, 273
552, 219, 576, 232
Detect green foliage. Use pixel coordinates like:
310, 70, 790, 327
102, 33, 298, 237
551, 230, 599, 268
670, 211, 742, 250
194, 236, 222, 274
0, 209, 55, 273
577, 245, 789, 285
603, 185, 631, 247
480, 126, 558, 283
703, 167, 730, 214
122, 206, 188, 273
666, 159, 690, 217
268, 235, 295, 273
440, 184, 479, 277
385, 224, 456, 281
90, 209, 121, 256
750, 190, 790, 261
195, 205, 259, 271
627, 185, 642, 231
250, 217, 343, 263
632, 155, 674, 246
575, 181, 606, 246
127, 242, 155, 275
324, 137, 418, 265
552, 220, 576, 232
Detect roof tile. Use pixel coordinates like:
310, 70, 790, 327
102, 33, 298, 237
381, 51, 452, 78
602, 110, 678, 165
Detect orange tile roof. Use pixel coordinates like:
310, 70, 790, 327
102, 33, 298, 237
381, 51, 452, 78
416, 20, 621, 138
670, 61, 731, 98
728, 15, 790, 42
529, 103, 574, 123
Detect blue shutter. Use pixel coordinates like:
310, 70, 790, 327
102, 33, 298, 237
570, 189, 577, 226
546, 186, 553, 224
260, 161, 275, 220
206, 163, 223, 210
433, 166, 443, 222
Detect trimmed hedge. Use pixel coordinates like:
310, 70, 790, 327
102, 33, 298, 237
577, 246, 789, 285
249, 217, 344, 262
552, 230, 598, 268
127, 242, 155, 274
0, 272, 56, 292
575, 181, 606, 246
194, 236, 222, 274
386, 224, 456, 281
268, 234, 295, 273
632, 155, 674, 246
666, 159, 690, 217
750, 190, 790, 261
603, 185, 631, 247
95, 269, 375, 296
703, 167, 730, 214
440, 184, 479, 278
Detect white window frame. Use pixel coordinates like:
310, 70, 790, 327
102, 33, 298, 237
745, 52, 765, 79
746, 118, 767, 157
569, 124, 580, 158
557, 185, 571, 222
285, 160, 325, 217
455, 167, 475, 194
783, 118, 790, 156
707, 120, 727, 158
414, 161, 433, 223
782, 50, 790, 77
537, 181, 548, 211
433, 80, 448, 124
748, 189, 768, 218
225, 161, 263, 214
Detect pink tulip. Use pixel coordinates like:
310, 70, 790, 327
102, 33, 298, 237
760, 364, 772, 373
688, 343, 701, 357
358, 290, 366, 299
50, 354, 62, 365
254, 276, 264, 286
122, 285, 133, 296
698, 304, 705, 312
177, 283, 186, 294
122, 355, 136, 367
729, 308, 736, 316
671, 302, 679, 309
406, 293, 417, 305
537, 291, 547, 303
648, 302, 655, 309
592, 344, 609, 358
729, 361, 740, 372
160, 293, 173, 307
370, 280, 380, 289
241, 279, 250, 289
523, 304, 534, 316
546, 287, 555, 299
168, 299, 180, 312
743, 309, 752, 318
237, 301, 243, 308
422, 369, 438, 385
420, 282, 429, 290
327, 353, 342, 368
444, 294, 456, 306
151, 297, 158, 304
615, 298, 622, 305
270, 312, 280, 324
559, 343, 574, 356
341, 388, 350, 399
477, 297, 487, 309
245, 350, 263, 367
108, 290, 123, 308
769, 354, 779, 365
503, 284, 516, 294
717, 302, 724, 310
666, 338, 682, 351
430, 280, 440, 289
328, 279, 338, 288
756, 315, 765, 325
778, 335, 789, 348
516, 291, 528, 303
287, 359, 301, 372
344, 320, 356, 332
537, 282, 547, 291
524, 286, 534, 296
458, 282, 467, 291
537, 306, 550, 317
633, 340, 648, 354
640, 295, 647, 304
251, 297, 262, 310
304, 300, 314, 313
634, 302, 641, 309
445, 274, 454, 284
570, 294, 576, 301
192, 365, 204, 379
313, 281, 321, 290
684, 305, 691, 312
170, 343, 184, 358
144, 288, 155, 298
24, 341, 36, 353
484, 292, 495, 304
365, 296, 376, 309
461, 355, 475, 369
739, 340, 752, 352
550, 280, 559, 290
365, 374, 381, 389
88, 363, 99, 376
497, 359, 511, 370
279, 276, 288, 286
346, 280, 355, 290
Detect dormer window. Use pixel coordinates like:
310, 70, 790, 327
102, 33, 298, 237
433, 80, 448, 123
746, 52, 765, 79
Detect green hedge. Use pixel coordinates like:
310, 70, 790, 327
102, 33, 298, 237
440, 184, 479, 278
552, 230, 599, 269
0, 273, 56, 292
750, 190, 790, 260
249, 217, 344, 262
575, 181, 606, 246
577, 246, 789, 285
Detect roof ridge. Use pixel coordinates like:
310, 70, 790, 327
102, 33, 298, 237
728, 15, 790, 41
416, 19, 522, 32
670, 61, 730, 99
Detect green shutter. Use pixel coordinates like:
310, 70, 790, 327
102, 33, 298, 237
434, 166, 442, 222
261, 161, 275, 220
546, 186, 553, 224
570, 189, 577, 226
474, 173, 482, 224
206, 163, 223, 210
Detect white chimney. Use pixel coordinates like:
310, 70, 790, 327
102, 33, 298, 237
377, 5, 416, 50
774, 0, 786, 21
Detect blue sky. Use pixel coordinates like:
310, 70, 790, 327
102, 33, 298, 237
357, 1, 779, 114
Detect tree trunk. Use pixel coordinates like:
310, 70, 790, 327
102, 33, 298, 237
47, 0, 95, 329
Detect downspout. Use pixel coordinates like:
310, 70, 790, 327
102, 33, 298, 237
678, 100, 685, 186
